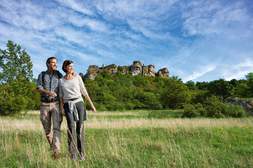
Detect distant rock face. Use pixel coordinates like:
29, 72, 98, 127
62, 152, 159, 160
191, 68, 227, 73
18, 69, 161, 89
85, 65, 99, 80
103, 64, 118, 74
118, 66, 130, 75
131, 61, 142, 76
84, 60, 169, 80
226, 97, 253, 115
157, 68, 169, 78
143, 64, 156, 77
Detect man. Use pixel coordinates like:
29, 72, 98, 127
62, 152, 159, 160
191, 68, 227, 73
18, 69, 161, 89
37, 56, 63, 159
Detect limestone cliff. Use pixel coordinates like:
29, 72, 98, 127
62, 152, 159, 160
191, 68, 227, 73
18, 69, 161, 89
84, 61, 169, 80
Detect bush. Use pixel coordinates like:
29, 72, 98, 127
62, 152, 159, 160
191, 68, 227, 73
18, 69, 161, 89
224, 104, 246, 117
161, 79, 191, 109
182, 103, 206, 118
0, 92, 28, 115
182, 96, 246, 118
204, 96, 226, 118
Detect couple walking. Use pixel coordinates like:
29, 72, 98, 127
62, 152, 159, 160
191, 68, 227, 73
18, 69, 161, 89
36, 56, 96, 160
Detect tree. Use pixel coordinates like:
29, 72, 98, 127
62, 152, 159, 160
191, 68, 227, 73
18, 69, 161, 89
0, 41, 37, 115
246, 72, 253, 97
0, 40, 33, 83
207, 79, 232, 100
185, 80, 196, 90
161, 79, 191, 109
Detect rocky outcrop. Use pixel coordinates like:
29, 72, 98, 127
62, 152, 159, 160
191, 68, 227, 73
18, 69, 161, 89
130, 61, 142, 76
84, 60, 169, 80
143, 64, 156, 77
118, 66, 130, 75
226, 97, 253, 115
103, 64, 118, 74
157, 68, 169, 78
85, 65, 100, 80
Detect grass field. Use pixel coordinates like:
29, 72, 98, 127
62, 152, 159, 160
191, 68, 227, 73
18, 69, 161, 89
1, 110, 253, 168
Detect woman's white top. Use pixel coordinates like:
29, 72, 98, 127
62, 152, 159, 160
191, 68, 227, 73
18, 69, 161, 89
59, 74, 88, 103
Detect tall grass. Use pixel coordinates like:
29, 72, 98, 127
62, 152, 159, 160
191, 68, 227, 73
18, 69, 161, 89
0, 111, 253, 167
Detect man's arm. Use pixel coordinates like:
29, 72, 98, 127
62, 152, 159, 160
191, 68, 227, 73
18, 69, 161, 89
36, 73, 56, 97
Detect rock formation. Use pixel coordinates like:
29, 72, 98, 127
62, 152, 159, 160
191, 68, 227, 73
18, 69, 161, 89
85, 65, 100, 80
118, 66, 130, 75
130, 61, 142, 76
102, 64, 118, 74
157, 68, 169, 78
84, 60, 169, 80
143, 64, 156, 77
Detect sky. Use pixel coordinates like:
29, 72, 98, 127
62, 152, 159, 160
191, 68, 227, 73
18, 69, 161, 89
0, 0, 253, 82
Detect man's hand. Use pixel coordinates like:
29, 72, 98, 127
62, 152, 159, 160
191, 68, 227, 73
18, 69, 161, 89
48, 91, 57, 97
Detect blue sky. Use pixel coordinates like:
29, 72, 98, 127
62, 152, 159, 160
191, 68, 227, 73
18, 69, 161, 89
0, 0, 252, 82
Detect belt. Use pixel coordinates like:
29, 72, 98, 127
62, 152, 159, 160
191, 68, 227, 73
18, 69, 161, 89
68, 98, 79, 101
41, 98, 58, 103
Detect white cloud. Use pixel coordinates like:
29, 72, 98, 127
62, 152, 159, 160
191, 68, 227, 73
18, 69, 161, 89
0, 0, 252, 81
181, 1, 252, 36
182, 64, 216, 82
221, 58, 253, 80
55, 0, 93, 16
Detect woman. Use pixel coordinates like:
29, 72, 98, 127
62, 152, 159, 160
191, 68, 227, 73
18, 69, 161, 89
59, 60, 96, 160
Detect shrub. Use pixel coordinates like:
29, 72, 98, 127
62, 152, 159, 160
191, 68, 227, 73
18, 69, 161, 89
224, 104, 246, 117
182, 103, 206, 118
182, 104, 197, 118
204, 96, 226, 118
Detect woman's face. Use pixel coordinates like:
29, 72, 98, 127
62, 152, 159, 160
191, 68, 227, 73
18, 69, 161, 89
65, 63, 74, 74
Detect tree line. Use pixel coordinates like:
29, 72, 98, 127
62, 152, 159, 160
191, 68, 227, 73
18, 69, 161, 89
0, 41, 251, 117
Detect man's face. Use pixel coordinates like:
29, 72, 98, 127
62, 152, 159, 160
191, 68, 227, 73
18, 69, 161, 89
48, 59, 57, 71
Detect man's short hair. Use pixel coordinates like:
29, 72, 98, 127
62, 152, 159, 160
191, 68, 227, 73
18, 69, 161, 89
46, 56, 57, 67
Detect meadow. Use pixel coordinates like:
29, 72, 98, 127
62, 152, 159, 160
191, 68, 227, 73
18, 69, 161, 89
0, 110, 253, 168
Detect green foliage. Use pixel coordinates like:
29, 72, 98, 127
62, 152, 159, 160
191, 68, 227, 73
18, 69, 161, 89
84, 70, 252, 113
182, 96, 246, 118
223, 104, 246, 118
207, 79, 233, 99
246, 72, 253, 97
84, 74, 188, 111
182, 103, 206, 118
147, 110, 183, 118
0, 41, 39, 115
161, 79, 191, 109
0, 40, 33, 83
204, 96, 227, 118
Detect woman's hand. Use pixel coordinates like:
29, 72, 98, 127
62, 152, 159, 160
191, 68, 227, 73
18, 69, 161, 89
92, 106, 97, 113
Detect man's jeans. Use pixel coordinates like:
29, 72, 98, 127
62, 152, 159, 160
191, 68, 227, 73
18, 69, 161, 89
40, 102, 62, 153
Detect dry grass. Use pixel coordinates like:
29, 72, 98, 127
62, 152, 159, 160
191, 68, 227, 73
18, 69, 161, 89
1, 114, 252, 131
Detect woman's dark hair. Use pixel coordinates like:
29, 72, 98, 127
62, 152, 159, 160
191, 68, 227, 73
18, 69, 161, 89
62, 60, 73, 73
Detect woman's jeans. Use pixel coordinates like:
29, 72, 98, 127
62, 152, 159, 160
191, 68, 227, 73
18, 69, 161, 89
64, 101, 86, 159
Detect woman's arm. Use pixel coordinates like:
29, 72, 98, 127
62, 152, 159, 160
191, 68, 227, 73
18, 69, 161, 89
78, 75, 96, 112
85, 95, 97, 112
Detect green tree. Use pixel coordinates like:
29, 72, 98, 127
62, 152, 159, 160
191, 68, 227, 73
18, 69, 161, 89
0, 40, 33, 83
161, 79, 191, 109
207, 79, 232, 100
246, 72, 253, 97
0, 41, 36, 115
